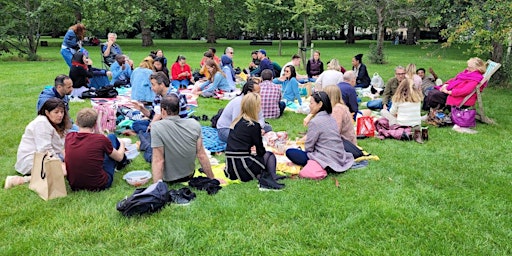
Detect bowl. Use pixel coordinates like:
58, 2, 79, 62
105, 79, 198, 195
123, 170, 152, 187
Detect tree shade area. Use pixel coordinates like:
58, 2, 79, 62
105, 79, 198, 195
0, 0, 511, 85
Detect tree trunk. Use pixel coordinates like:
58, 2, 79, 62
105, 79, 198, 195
375, 1, 386, 63
302, 14, 308, 67
180, 17, 188, 39
207, 5, 216, 44
491, 41, 506, 85
406, 25, 415, 45
141, 20, 153, 47
279, 31, 283, 56
346, 21, 355, 44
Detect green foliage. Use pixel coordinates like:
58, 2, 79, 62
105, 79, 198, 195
368, 43, 386, 64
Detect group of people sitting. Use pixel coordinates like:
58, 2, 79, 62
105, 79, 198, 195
365, 57, 488, 138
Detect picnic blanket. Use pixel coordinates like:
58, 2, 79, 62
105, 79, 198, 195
201, 126, 226, 153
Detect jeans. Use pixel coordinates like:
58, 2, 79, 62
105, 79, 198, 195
103, 134, 121, 188
132, 120, 150, 133
279, 101, 286, 117
60, 48, 74, 67
367, 99, 392, 111
285, 148, 309, 166
138, 131, 153, 163
171, 79, 190, 90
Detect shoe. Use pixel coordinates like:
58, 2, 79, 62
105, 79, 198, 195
168, 189, 194, 205
4, 176, 28, 189
258, 172, 285, 191
202, 114, 209, 121
413, 127, 424, 144
421, 127, 429, 141
116, 155, 131, 171
453, 125, 477, 134
350, 160, 368, 169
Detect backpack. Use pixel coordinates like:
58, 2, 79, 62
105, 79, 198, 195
116, 181, 170, 217
210, 108, 224, 128
96, 85, 119, 98
94, 103, 117, 133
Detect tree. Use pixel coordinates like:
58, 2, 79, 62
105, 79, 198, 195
442, 1, 512, 86
291, 0, 323, 66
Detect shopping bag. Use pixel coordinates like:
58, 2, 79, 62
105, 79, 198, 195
29, 152, 67, 200
451, 106, 476, 128
356, 116, 375, 137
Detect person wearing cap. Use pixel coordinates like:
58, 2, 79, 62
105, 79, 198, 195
171, 55, 194, 89
251, 49, 273, 77
352, 53, 371, 88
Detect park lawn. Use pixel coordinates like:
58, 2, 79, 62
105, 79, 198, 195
0, 39, 511, 255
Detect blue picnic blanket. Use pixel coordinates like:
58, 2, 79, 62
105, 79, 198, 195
201, 126, 226, 153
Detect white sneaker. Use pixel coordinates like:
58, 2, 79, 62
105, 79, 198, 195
453, 125, 478, 134
4, 176, 28, 189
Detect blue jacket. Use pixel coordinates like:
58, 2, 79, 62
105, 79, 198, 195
37, 87, 70, 113
62, 30, 79, 50
273, 77, 302, 105
130, 67, 155, 102
110, 61, 132, 85
200, 72, 234, 94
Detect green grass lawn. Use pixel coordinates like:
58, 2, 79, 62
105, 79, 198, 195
0, 39, 511, 255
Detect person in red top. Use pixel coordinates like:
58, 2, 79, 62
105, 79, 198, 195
65, 108, 128, 191
171, 55, 194, 89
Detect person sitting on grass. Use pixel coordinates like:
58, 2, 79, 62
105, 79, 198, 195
216, 79, 271, 143
110, 54, 132, 87
151, 94, 218, 184
367, 66, 406, 111
153, 56, 169, 79
5, 98, 71, 189
306, 50, 324, 82
259, 69, 285, 119
37, 75, 74, 113
273, 65, 302, 108
315, 59, 344, 92
417, 67, 441, 97
380, 79, 424, 143
65, 108, 129, 191
130, 56, 155, 103
224, 92, 285, 190
193, 59, 234, 98
171, 55, 194, 89
286, 91, 355, 179
352, 53, 371, 88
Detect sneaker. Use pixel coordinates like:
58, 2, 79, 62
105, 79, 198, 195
258, 173, 285, 191
4, 176, 27, 189
168, 189, 193, 206
350, 160, 368, 170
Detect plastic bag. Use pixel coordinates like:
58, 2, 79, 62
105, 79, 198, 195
371, 72, 384, 88
356, 116, 375, 137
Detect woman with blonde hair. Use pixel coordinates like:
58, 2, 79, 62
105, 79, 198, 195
131, 56, 156, 103
314, 59, 344, 91
423, 57, 487, 111
405, 63, 422, 89
381, 78, 424, 142
324, 85, 357, 145
224, 92, 284, 190
194, 59, 234, 97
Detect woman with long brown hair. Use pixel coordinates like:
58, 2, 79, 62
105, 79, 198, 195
193, 59, 234, 97
61, 23, 86, 67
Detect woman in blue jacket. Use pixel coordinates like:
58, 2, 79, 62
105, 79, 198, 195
273, 65, 302, 108
195, 59, 235, 97
61, 24, 86, 67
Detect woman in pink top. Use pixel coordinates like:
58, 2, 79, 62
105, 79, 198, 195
324, 85, 357, 145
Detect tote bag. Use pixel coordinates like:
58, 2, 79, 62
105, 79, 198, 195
29, 152, 67, 200
356, 116, 375, 137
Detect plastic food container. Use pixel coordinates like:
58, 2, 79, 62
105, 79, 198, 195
123, 170, 152, 187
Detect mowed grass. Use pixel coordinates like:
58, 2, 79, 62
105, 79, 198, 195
0, 39, 511, 255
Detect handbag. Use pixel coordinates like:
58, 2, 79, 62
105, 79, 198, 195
451, 107, 476, 128
450, 89, 477, 128
356, 116, 375, 137
29, 152, 67, 200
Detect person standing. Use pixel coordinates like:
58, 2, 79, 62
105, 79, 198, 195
61, 24, 86, 67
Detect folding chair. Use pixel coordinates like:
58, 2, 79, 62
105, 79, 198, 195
474, 60, 501, 124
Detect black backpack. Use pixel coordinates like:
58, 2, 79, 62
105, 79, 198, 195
116, 181, 170, 217
210, 108, 224, 128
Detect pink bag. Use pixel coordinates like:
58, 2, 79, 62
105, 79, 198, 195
299, 160, 327, 180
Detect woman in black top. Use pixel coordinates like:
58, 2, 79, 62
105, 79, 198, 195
224, 92, 284, 190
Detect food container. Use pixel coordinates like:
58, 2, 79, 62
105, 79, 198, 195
123, 170, 152, 187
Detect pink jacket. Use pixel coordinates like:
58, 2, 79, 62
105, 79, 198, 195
444, 70, 485, 107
